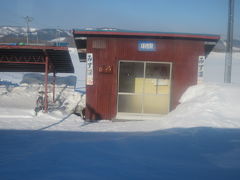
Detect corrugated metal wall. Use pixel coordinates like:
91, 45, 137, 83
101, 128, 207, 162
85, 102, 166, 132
85, 37, 204, 120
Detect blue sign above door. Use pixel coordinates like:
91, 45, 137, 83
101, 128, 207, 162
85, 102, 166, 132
138, 40, 156, 52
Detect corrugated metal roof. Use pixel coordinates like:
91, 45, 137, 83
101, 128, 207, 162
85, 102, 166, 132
0, 45, 74, 73
73, 29, 220, 40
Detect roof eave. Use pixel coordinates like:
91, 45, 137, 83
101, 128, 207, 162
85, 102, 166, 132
73, 30, 220, 41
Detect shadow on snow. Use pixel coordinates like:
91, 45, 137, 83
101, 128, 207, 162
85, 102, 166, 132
0, 127, 240, 180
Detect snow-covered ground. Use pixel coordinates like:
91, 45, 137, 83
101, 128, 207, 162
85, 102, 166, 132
0, 51, 240, 179
1, 127, 240, 180
0, 82, 239, 132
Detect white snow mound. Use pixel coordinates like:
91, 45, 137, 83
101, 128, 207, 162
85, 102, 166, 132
0, 84, 85, 115
163, 83, 240, 129
0, 83, 240, 132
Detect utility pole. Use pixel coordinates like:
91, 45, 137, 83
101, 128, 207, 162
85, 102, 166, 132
36, 31, 39, 44
55, 27, 61, 46
24, 16, 33, 45
224, 0, 235, 83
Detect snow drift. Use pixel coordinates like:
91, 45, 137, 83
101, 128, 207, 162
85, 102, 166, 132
0, 84, 85, 116
76, 83, 240, 132
0, 82, 239, 132
162, 83, 240, 129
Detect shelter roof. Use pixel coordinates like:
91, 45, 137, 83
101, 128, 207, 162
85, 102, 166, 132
0, 45, 74, 73
73, 29, 220, 41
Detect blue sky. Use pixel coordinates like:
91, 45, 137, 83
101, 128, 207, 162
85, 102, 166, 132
0, 0, 239, 37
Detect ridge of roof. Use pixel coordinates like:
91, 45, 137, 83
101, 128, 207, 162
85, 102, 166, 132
73, 29, 220, 40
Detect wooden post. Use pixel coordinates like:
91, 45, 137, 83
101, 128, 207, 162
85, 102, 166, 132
53, 70, 56, 103
44, 56, 49, 112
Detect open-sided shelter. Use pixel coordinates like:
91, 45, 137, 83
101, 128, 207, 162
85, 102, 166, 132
0, 45, 74, 111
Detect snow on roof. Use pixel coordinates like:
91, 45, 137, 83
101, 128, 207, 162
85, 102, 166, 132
49, 37, 66, 42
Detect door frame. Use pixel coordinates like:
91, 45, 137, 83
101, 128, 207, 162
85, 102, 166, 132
116, 60, 172, 117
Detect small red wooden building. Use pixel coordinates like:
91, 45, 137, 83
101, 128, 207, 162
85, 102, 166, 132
73, 29, 219, 120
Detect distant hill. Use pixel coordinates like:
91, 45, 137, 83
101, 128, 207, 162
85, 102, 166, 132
0, 26, 75, 47
1, 26, 239, 52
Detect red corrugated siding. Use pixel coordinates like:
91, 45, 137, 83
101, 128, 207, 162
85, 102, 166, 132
85, 37, 204, 120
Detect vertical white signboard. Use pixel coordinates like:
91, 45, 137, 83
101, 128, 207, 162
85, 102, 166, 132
198, 56, 205, 83
86, 53, 93, 85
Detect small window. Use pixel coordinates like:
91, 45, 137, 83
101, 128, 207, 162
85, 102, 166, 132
78, 52, 86, 60
76, 37, 87, 62
93, 40, 106, 49
78, 39, 87, 49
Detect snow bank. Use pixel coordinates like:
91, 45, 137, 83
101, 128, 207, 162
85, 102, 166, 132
0, 83, 240, 132
162, 83, 240, 129
75, 83, 240, 132
0, 84, 38, 109
0, 84, 85, 116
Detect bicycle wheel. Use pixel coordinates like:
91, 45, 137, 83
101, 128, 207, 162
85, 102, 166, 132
35, 96, 44, 115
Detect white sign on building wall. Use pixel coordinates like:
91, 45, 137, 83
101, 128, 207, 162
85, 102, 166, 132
86, 53, 93, 85
198, 56, 205, 83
